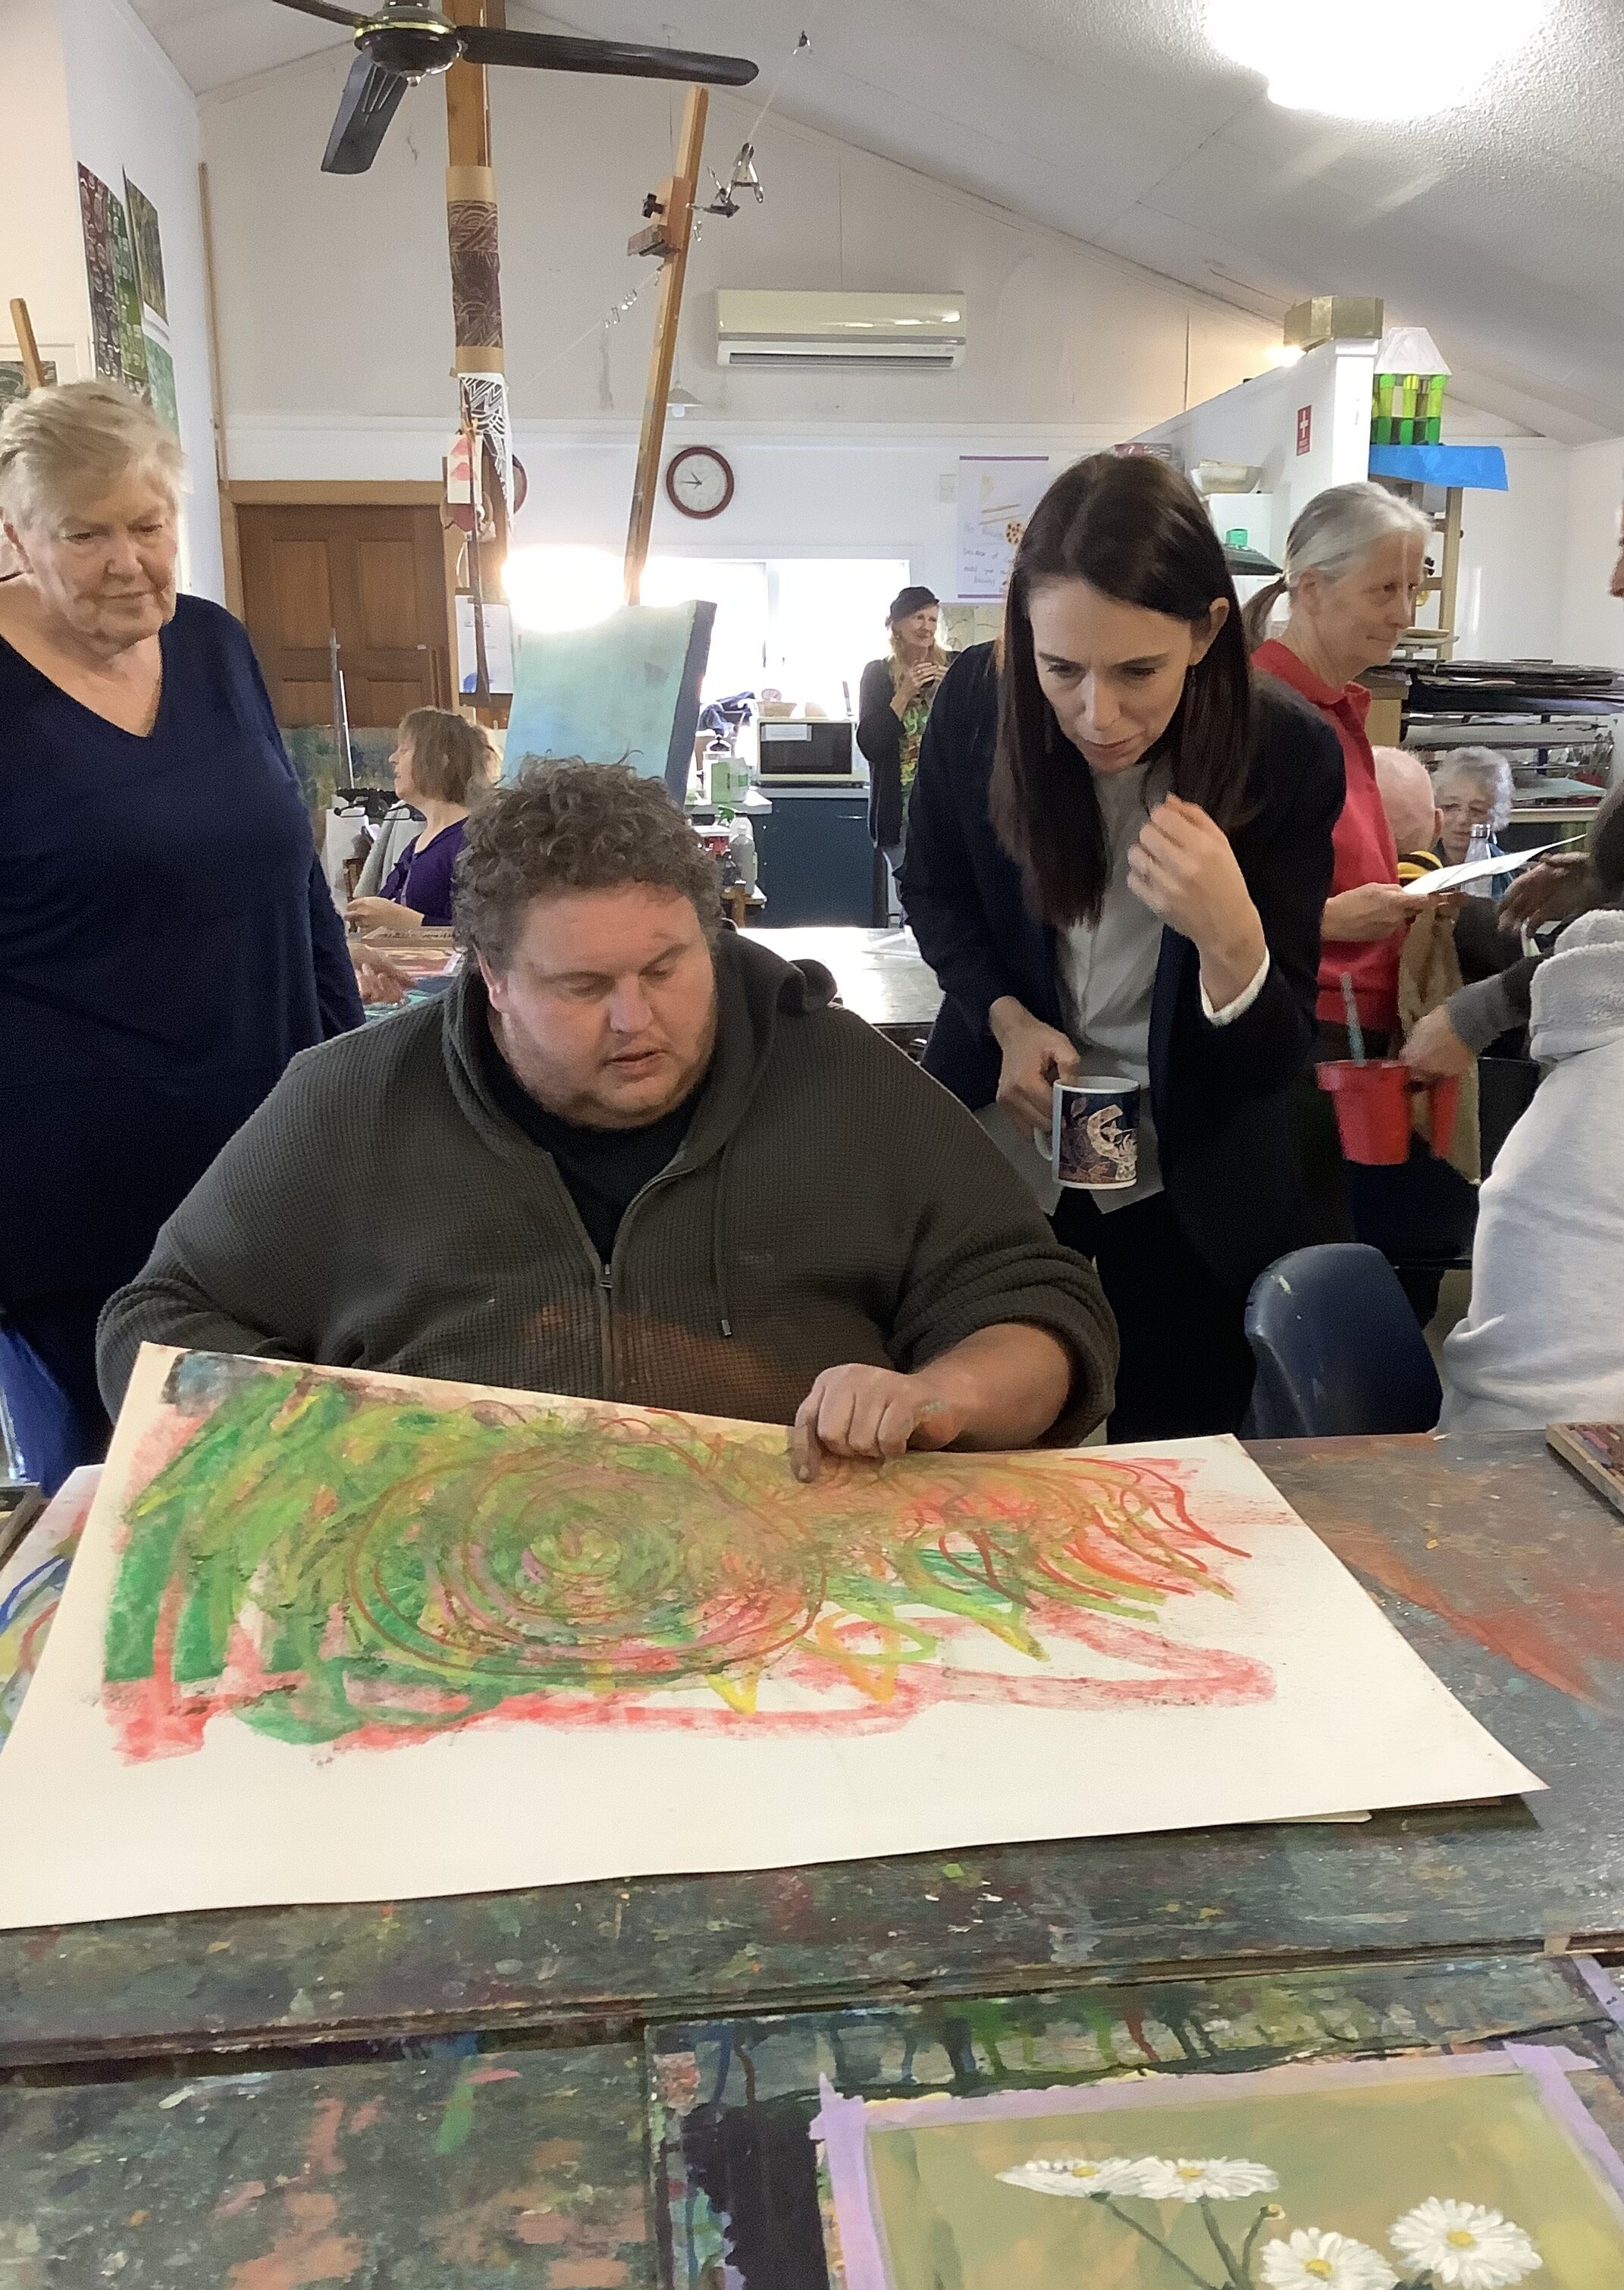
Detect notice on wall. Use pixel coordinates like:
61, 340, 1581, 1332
955, 455, 1051, 602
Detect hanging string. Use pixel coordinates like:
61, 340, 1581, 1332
511, 17, 818, 397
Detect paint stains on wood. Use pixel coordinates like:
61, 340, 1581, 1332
0, 2041, 654, 2288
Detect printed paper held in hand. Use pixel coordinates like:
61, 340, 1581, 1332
1403, 839, 1564, 898
0, 1347, 1541, 1930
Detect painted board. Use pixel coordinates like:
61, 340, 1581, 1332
504, 601, 715, 802
3, 2036, 654, 2288
651, 1959, 1624, 2290
0, 1346, 1536, 1931
816, 2052, 1624, 2289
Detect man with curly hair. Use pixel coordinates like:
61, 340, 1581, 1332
100, 763, 1117, 1474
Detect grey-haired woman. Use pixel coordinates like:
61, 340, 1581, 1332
0, 381, 362, 1492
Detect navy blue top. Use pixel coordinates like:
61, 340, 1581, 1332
0, 592, 364, 1304
381, 817, 466, 926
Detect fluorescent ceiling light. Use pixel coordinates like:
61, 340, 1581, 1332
1205, 0, 1547, 120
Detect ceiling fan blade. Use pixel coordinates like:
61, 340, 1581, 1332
457, 27, 758, 88
321, 54, 411, 174
269, 0, 363, 27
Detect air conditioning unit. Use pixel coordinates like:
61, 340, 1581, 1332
716, 290, 967, 371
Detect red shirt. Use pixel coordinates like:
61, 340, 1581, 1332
1253, 638, 1403, 1034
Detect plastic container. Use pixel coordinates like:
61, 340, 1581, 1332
1317, 1062, 1462, 1166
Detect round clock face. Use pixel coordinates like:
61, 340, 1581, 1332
666, 446, 734, 519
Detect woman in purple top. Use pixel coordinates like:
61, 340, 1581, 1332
347, 707, 491, 931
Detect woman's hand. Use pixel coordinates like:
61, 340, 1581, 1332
1322, 881, 1416, 942
890, 659, 944, 716
1127, 795, 1266, 1009
1403, 1004, 1475, 1081
989, 996, 1080, 1133
789, 1365, 960, 1481
346, 896, 421, 932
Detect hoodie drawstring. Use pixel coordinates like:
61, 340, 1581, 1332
711, 1135, 735, 1338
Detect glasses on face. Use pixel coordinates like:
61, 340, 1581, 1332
1437, 797, 1491, 823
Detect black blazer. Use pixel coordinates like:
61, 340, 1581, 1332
856, 657, 907, 848
901, 642, 1346, 1294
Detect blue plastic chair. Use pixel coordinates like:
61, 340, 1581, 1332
1243, 1244, 1443, 1439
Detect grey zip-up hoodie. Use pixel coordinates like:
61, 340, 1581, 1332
98, 931, 1117, 1438
1442, 908, 1624, 1430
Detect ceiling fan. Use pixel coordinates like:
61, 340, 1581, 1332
270, 0, 760, 174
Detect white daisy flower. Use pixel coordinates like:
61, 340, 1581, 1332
1133, 2156, 1281, 2203
996, 2155, 1137, 2197
1388, 2198, 1543, 2288
1260, 2226, 1399, 2289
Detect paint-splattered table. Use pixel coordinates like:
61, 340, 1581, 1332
1, 2037, 655, 2288
2, 1427, 1621, 2075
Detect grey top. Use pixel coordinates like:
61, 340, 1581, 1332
1057, 761, 1171, 1212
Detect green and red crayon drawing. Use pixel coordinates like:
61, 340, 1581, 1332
102, 1352, 1270, 1762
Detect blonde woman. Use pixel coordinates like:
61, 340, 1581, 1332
0, 380, 362, 1490
346, 707, 492, 931
856, 584, 948, 874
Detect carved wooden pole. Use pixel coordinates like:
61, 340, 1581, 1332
444, 0, 510, 712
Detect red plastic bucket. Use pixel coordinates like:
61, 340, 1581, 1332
1317, 1062, 1463, 1165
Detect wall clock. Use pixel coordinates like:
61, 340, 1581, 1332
666, 444, 735, 520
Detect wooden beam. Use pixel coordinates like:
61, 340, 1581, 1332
7, 300, 45, 391
196, 165, 244, 618
623, 86, 709, 607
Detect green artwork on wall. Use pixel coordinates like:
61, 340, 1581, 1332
124, 176, 168, 324
105, 189, 150, 400
144, 337, 178, 437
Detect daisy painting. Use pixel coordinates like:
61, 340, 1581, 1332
811, 2053, 1624, 2290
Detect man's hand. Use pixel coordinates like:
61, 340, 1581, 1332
1402, 1004, 1475, 1081
1499, 852, 1590, 933
790, 1365, 961, 1482
1322, 881, 1416, 942
789, 1325, 1077, 1482
989, 996, 1080, 1134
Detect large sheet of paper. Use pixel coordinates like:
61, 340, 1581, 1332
0, 1348, 1539, 1930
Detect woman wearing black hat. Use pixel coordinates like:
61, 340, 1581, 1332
856, 585, 947, 880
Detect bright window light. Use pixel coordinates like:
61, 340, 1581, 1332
503, 544, 621, 634
1205, 0, 1547, 119
502, 547, 913, 720
770, 560, 910, 720
641, 557, 770, 701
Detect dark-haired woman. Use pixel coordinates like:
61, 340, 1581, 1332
902, 454, 1343, 1439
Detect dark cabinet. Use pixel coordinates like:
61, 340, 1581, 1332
752, 790, 885, 927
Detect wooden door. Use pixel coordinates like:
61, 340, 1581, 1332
237, 503, 453, 727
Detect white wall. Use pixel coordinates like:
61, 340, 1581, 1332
1558, 438, 1624, 673
1444, 440, 1569, 663
1128, 342, 1375, 566
0, 0, 85, 367
56, 0, 224, 600
204, 42, 1281, 584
